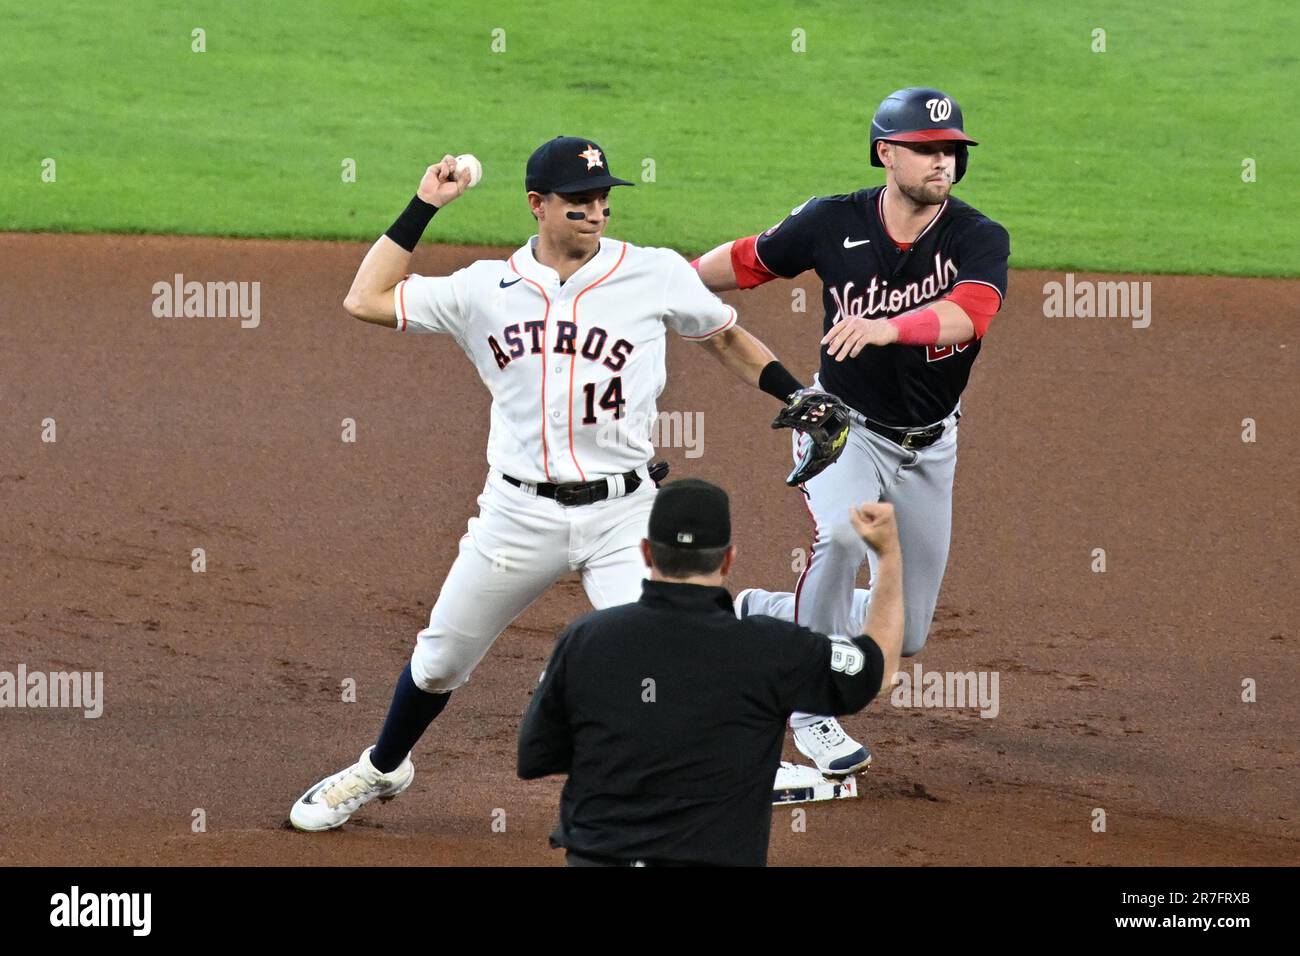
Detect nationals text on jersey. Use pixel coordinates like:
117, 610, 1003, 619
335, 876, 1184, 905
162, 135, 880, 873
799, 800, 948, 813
828, 252, 959, 322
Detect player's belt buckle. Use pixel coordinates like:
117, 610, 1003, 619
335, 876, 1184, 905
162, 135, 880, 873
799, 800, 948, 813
900, 424, 944, 450
553, 482, 600, 507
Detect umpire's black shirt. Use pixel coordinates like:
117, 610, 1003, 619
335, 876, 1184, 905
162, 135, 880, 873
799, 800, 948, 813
517, 579, 885, 866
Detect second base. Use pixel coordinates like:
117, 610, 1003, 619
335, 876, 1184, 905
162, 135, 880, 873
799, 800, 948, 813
771, 761, 860, 805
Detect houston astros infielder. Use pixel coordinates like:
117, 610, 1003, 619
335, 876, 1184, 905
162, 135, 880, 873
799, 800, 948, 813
289, 136, 847, 831
693, 88, 1011, 774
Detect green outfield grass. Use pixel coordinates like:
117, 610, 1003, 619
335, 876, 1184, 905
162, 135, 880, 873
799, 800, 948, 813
5, 0, 1297, 276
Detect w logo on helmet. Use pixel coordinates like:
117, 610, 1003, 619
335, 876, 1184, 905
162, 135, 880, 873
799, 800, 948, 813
870, 87, 978, 180
925, 97, 953, 123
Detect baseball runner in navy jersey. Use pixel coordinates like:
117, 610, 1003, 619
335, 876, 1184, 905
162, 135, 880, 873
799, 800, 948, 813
693, 88, 1011, 774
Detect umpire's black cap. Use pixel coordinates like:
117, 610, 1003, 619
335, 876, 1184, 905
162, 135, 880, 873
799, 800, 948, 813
525, 136, 635, 194
648, 479, 731, 550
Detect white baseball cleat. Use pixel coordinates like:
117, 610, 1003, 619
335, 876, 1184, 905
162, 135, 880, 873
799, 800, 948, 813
792, 718, 873, 777
733, 588, 755, 620
289, 746, 414, 832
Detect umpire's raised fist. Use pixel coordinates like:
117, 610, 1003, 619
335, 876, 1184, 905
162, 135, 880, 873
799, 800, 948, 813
417, 154, 471, 208
849, 502, 899, 555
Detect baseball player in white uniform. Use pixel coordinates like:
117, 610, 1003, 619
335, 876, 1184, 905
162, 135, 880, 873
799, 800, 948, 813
289, 136, 843, 831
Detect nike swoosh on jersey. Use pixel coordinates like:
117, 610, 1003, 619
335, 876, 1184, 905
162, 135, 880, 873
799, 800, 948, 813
842, 238, 871, 248
499, 277, 523, 288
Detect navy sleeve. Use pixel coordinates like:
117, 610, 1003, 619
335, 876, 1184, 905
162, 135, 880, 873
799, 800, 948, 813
516, 629, 575, 779
753, 196, 825, 279
774, 626, 885, 717
952, 218, 1011, 302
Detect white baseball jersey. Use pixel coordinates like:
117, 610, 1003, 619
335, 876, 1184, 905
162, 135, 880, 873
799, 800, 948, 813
394, 236, 736, 484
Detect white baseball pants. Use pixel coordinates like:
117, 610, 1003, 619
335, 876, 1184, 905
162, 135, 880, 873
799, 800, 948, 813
409, 469, 656, 693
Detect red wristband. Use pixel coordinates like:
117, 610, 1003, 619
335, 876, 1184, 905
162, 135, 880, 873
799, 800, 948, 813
886, 308, 941, 346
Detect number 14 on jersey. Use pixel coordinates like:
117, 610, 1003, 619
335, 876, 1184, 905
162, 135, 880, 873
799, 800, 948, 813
582, 377, 625, 424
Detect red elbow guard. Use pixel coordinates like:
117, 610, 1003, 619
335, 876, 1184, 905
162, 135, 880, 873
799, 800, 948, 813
730, 235, 778, 289
945, 283, 1002, 338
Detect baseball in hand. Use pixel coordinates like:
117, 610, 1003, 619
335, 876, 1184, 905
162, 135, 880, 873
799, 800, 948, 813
455, 154, 483, 189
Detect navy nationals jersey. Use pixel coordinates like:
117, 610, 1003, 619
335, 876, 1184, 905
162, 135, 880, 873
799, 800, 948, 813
755, 186, 1010, 426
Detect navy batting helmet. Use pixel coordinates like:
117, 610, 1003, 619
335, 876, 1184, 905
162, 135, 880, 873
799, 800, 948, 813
870, 87, 979, 182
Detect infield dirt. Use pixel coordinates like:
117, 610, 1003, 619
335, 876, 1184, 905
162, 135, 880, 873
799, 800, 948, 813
1, 232, 1295, 866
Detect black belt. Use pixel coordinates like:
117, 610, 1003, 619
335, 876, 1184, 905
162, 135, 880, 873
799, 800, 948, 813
566, 849, 656, 867
858, 417, 947, 451
566, 849, 702, 867
503, 460, 669, 507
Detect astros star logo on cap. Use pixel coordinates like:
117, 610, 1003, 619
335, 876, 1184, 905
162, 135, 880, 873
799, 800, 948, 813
579, 145, 604, 170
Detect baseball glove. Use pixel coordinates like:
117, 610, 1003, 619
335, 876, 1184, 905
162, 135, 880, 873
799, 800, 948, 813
772, 388, 851, 486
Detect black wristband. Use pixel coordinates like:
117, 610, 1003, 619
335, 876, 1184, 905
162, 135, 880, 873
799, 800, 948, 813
759, 361, 805, 401
384, 195, 438, 252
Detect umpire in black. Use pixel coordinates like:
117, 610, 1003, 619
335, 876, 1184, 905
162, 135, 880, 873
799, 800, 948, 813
517, 478, 904, 866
